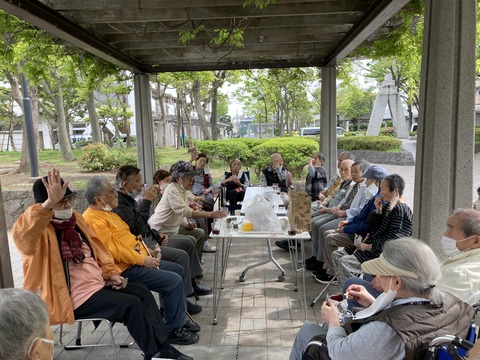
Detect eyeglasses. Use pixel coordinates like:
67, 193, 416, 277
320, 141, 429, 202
57, 196, 76, 208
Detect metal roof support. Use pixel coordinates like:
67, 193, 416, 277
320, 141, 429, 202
320, 66, 337, 180
134, 73, 156, 186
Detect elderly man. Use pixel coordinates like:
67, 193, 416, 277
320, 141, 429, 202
313, 165, 389, 283
82, 176, 199, 345
0, 288, 54, 360
261, 153, 290, 207
148, 161, 227, 259
12, 170, 193, 359
113, 165, 212, 306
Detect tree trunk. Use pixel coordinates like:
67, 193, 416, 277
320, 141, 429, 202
156, 82, 167, 146
182, 98, 194, 149
192, 80, 210, 139
8, 119, 16, 151
52, 82, 75, 161
87, 90, 102, 143
29, 86, 40, 151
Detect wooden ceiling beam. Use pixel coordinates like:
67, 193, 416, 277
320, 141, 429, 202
57, 1, 372, 23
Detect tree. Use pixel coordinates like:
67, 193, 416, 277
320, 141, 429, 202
337, 83, 376, 126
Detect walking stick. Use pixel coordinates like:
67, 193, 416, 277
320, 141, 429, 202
310, 271, 340, 307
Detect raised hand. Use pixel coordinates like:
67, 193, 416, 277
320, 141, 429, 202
41, 169, 69, 210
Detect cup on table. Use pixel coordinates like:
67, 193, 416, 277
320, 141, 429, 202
288, 228, 298, 236
212, 220, 221, 235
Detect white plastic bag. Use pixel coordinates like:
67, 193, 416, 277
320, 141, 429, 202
244, 194, 281, 231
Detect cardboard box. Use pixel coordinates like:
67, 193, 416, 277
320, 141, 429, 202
288, 191, 311, 231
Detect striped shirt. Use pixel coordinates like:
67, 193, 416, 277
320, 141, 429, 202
354, 202, 413, 263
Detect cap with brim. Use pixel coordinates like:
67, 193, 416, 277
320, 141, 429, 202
362, 165, 389, 182
32, 176, 77, 203
361, 253, 419, 279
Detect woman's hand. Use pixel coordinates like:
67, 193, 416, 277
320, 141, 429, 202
108, 275, 127, 290
321, 299, 340, 328
159, 233, 168, 246
355, 243, 372, 251
374, 197, 383, 213
345, 284, 376, 308
144, 256, 160, 269
41, 169, 69, 210
202, 189, 211, 195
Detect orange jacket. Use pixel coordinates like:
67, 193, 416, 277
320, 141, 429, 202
11, 204, 122, 325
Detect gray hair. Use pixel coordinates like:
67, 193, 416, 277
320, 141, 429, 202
171, 171, 188, 183
352, 159, 370, 174
0, 288, 49, 360
339, 151, 355, 161
382, 238, 443, 304
453, 208, 480, 237
84, 176, 112, 205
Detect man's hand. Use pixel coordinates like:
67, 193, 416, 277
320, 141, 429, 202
321, 299, 340, 328
355, 243, 372, 251
211, 210, 227, 219
143, 186, 159, 201
160, 233, 168, 246
186, 220, 197, 230
41, 169, 69, 210
143, 256, 160, 269
108, 275, 127, 290
333, 209, 347, 218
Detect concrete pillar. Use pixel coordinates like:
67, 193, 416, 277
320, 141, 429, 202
134, 73, 156, 185
320, 66, 337, 180
413, 0, 476, 254
0, 181, 14, 288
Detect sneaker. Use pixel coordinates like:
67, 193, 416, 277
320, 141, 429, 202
145, 346, 193, 360
306, 260, 324, 271
305, 256, 317, 265
203, 242, 217, 253
167, 327, 199, 345
187, 300, 202, 315
312, 268, 327, 277
183, 319, 201, 333
314, 273, 337, 285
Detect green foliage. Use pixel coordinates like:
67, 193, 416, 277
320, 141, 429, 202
78, 143, 138, 171
475, 127, 480, 144
338, 136, 401, 152
379, 127, 397, 137
243, 0, 277, 9
194, 139, 250, 163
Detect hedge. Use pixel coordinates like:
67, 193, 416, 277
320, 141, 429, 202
337, 136, 401, 152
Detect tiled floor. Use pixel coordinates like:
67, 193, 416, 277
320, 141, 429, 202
8, 232, 334, 360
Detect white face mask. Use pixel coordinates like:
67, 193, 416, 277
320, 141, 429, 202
27, 337, 54, 360
366, 182, 378, 193
53, 208, 73, 220
441, 235, 473, 257
100, 199, 112, 212
354, 277, 397, 320
160, 183, 167, 192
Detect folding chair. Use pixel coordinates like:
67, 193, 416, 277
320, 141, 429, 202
217, 168, 250, 210
59, 318, 133, 360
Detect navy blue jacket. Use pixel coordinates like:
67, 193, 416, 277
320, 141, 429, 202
342, 193, 381, 237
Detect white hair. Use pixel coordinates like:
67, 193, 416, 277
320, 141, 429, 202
0, 288, 49, 360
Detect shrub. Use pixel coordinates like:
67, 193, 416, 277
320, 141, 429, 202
338, 136, 401, 152
78, 143, 116, 171
475, 127, 480, 144
379, 127, 396, 137
195, 138, 265, 164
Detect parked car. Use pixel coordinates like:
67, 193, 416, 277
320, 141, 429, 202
299, 127, 347, 136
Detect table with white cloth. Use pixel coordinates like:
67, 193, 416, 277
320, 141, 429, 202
209, 216, 309, 325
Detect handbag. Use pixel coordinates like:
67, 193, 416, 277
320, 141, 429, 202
302, 333, 332, 360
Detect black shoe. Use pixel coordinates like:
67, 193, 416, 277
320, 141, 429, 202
229, 209, 235, 215
183, 319, 201, 333
305, 256, 317, 265
167, 327, 199, 345
144, 346, 193, 360
314, 273, 337, 285
312, 268, 327, 277
275, 239, 301, 250
306, 260, 324, 271
187, 300, 202, 315
192, 281, 212, 296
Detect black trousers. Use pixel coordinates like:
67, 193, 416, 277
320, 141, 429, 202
226, 189, 245, 211
73, 282, 168, 356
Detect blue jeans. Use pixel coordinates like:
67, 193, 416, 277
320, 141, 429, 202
122, 260, 186, 331
289, 322, 326, 360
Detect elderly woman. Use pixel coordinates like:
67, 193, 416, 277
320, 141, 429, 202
262, 153, 290, 208
12, 170, 193, 359
192, 153, 215, 211
221, 158, 250, 215
305, 152, 327, 201
290, 238, 474, 360
0, 288, 54, 360
331, 173, 413, 285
